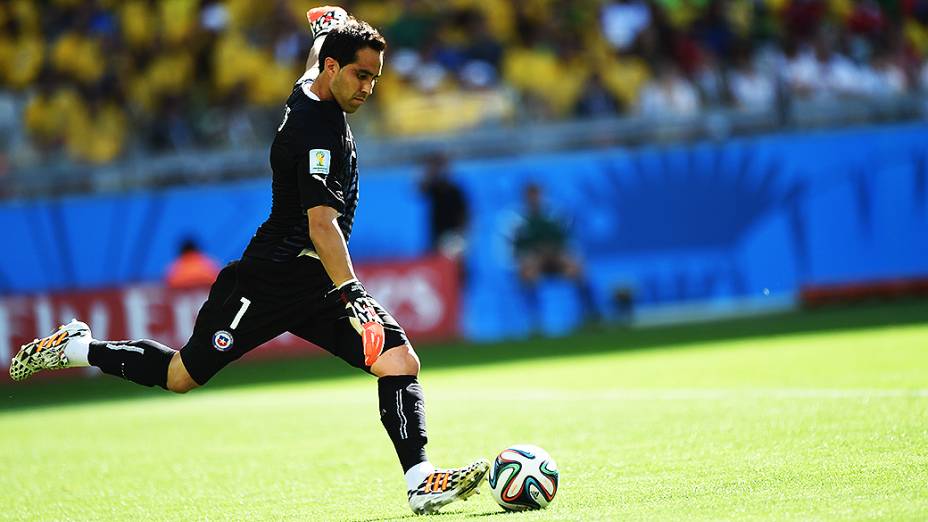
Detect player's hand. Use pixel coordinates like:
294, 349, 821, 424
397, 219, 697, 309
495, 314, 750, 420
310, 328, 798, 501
306, 6, 348, 40
336, 279, 385, 366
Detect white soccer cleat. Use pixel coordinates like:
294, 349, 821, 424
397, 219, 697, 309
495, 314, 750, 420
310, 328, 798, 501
407, 459, 490, 515
9, 319, 91, 381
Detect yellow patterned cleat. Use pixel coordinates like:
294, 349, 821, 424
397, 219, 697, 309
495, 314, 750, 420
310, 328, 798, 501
407, 459, 489, 515
9, 319, 90, 381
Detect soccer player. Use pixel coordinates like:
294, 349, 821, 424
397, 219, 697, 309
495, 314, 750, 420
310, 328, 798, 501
9, 7, 488, 516
512, 183, 599, 327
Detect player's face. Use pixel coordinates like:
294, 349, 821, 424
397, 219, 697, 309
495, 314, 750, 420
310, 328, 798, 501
331, 47, 383, 113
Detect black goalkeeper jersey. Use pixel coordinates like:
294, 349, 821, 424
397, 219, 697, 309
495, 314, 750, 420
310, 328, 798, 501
244, 84, 359, 263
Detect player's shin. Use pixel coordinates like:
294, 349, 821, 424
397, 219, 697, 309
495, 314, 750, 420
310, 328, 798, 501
88, 340, 175, 389
378, 376, 430, 476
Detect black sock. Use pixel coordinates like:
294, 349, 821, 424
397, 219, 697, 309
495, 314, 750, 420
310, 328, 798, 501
88, 340, 175, 389
378, 375, 429, 473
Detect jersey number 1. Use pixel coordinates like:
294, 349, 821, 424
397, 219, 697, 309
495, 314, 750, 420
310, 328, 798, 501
230, 297, 251, 330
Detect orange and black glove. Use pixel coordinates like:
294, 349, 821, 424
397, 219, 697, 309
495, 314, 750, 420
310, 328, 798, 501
336, 279, 385, 366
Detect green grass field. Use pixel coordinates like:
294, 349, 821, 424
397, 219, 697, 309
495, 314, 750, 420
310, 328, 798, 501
2, 301, 927, 521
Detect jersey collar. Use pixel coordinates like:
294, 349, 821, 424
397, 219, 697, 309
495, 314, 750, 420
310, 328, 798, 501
300, 80, 322, 101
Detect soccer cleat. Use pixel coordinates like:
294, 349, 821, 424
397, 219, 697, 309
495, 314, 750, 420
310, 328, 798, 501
9, 319, 91, 381
306, 6, 348, 40
407, 459, 490, 515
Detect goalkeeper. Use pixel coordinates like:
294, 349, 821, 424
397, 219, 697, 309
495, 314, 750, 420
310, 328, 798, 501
9, 7, 487, 516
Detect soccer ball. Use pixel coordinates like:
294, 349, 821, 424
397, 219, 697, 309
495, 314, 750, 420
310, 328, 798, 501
487, 444, 559, 511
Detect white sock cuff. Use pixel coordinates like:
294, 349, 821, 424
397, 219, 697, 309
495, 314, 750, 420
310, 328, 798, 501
63, 336, 91, 368
404, 461, 434, 490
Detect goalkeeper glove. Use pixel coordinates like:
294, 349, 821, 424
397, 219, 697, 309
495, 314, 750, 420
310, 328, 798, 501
336, 278, 385, 366
306, 6, 349, 40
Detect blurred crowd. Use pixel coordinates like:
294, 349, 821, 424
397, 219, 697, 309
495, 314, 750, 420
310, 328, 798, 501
2, 0, 928, 166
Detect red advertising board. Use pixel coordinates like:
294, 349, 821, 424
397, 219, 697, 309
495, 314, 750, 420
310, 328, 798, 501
0, 256, 459, 382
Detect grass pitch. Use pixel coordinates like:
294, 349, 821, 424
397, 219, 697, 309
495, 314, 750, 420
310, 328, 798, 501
2, 301, 927, 521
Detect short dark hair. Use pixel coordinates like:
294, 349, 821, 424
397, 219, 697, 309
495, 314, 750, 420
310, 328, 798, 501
319, 18, 386, 67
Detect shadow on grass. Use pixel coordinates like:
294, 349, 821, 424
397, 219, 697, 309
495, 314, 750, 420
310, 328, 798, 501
349, 506, 505, 522
349, 510, 501, 522
349, 514, 420, 522
2, 299, 926, 412
462, 510, 521, 518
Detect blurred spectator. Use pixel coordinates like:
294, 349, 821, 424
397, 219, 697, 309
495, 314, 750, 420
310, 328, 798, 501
460, 9, 504, 71
601, 1, 651, 51
67, 83, 128, 165
419, 153, 469, 262
637, 60, 700, 117
22, 72, 70, 153
781, 31, 887, 100
728, 43, 776, 111
0, 13, 44, 90
165, 238, 220, 289
599, 49, 651, 111
864, 48, 907, 96
921, 59, 928, 91
503, 7, 591, 119
693, 48, 726, 107
149, 96, 195, 152
1, 0, 927, 173
575, 72, 621, 117
512, 183, 598, 327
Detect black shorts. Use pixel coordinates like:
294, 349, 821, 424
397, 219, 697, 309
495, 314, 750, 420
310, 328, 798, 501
179, 256, 409, 385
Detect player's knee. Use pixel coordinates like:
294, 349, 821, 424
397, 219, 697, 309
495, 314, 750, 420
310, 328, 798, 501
401, 347, 421, 375
166, 370, 198, 394
372, 344, 420, 377
167, 378, 196, 394
389, 345, 420, 376
166, 353, 199, 394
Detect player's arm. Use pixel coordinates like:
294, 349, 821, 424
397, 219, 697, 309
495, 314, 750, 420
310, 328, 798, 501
301, 7, 349, 82
307, 207, 385, 365
307, 205, 355, 287
296, 126, 384, 364
298, 144, 351, 284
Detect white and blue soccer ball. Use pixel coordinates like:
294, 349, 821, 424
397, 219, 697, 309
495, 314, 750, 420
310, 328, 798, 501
487, 444, 559, 511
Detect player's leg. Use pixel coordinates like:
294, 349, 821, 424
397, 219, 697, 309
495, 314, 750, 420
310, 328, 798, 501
9, 261, 287, 392
518, 253, 542, 283
556, 251, 599, 321
9, 317, 186, 390
558, 251, 582, 280
176, 260, 299, 389
369, 343, 488, 515
290, 294, 488, 515
291, 307, 431, 473
166, 352, 198, 393
8, 312, 179, 389
371, 342, 430, 486
9, 264, 235, 390
369, 342, 420, 375
101, 259, 261, 392
518, 253, 543, 330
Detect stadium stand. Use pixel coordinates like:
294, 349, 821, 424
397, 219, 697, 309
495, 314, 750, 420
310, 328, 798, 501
2, 122, 926, 340
0, 0, 927, 180
1, 2, 927, 340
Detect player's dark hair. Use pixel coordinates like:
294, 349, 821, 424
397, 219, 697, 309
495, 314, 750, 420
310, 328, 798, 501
320, 18, 386, 67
